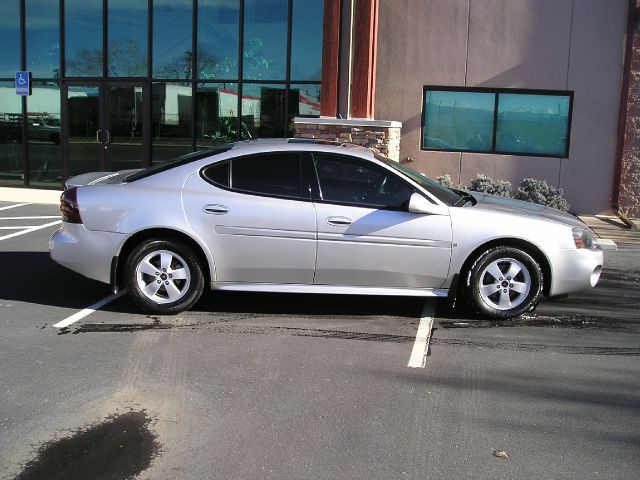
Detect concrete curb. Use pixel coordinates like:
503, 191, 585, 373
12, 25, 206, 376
0, 187, 61, 205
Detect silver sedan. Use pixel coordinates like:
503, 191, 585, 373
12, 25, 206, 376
50, 139, 603, 319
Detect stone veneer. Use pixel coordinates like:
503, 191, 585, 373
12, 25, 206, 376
292, 117, 402, 161
619, 2, 640, 219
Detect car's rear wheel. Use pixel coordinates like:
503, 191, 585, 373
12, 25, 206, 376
125, 239, 204, 314
464, 246, 542, 319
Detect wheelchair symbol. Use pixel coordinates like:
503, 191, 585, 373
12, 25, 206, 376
17, 74, 26, 85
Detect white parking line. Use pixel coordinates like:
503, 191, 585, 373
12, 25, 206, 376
0, 216, 61, 220
0, 226, 41, 229
0, 220, 61, 241
52, 290, 127, 329
0, 203, 31, 211
407, 301, 436, 368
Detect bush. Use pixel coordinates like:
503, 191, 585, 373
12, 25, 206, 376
468, 174, 512, 197
435, 174, 455, 188
515, 178, 570, 211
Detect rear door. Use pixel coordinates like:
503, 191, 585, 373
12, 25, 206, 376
182, 152, 317, 284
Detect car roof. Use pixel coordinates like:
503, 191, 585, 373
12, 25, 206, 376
229, 138, 375, 156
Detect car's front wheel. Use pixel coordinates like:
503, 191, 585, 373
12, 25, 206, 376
464, 246, 542, 319
125, 239, 205, 314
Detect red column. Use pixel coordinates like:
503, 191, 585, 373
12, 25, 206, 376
320, 0, 342, 117
350, 0, 379, 119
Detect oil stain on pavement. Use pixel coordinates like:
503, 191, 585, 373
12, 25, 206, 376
13, 411, 160, 480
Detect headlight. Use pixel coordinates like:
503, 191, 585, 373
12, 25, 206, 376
572, 227, 596, 249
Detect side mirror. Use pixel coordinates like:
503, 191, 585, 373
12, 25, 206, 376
408, 192, 447, 215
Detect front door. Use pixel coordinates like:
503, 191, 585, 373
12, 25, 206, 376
63, 81, 147, 178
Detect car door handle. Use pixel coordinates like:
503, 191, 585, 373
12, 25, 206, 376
203, 204, 230, 215
327, 216, 352, 226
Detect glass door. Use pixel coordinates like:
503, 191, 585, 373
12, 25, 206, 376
106, 83, 146, 172
64, 82, 147, 178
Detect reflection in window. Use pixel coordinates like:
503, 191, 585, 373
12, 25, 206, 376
65, 0, 103, 77
423, 90, 495, 152
496, 94, 571, 156
153, 0, 193, 79
291, 0, 324, 81
288, 84, 321, 135
0, 82, 23, 186
196, 83, 245, 147
108, 0, 147, 77
198, 0, 239, 80
67, 85, 101, 176
0, 1, 20, 78
243, 0, 288, 80
26, 0, 60, 79
28, 82, 62, 186
152, 82, 193, 164
242, 84, 290, 138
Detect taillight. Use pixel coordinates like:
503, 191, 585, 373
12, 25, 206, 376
60, 187, 82, 224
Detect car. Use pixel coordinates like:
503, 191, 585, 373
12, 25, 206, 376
49, 139, 603, 319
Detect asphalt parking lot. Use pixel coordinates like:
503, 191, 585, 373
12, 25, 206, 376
1, 201, 639, 479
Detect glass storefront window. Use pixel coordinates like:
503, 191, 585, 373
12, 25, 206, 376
108, 0, 147, 77
26, 0, 60, 79
27, 82, 62, 186
196, 83, 242, 147
496, 93, 571, 156
65, 0, 103, 77
0, 1, 21, 78
288, 84, 321, 136
0, 82, 23, 186
290, 0, 323, 81
153, 1, 193, 79
152, 82, 193, 164
243, 0, 287, 81
67, 85, 101, 176
422, 90, 495, 152
198, 0, 239, 80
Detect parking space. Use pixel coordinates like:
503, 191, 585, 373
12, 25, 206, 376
1, 202, 639, 479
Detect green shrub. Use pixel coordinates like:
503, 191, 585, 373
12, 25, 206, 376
515, 178, 570, 212
435, 174, 455, 188
468, 174, 512, 197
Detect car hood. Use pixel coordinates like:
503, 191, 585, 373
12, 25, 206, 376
65, 169, 142, 188
468, 191, 586, 228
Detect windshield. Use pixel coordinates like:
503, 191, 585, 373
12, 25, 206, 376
374, 154, 462, 205
125, 144, 232, 182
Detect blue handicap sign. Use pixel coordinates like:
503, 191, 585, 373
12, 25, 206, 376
16, 71, 31, 96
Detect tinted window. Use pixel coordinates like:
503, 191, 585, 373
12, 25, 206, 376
313, 155, 414, 209
202, 161, 230, 188
231, 153, 306, 199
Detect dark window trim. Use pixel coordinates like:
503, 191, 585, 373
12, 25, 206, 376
421, 85, 574, 159
309, 152, 416, 212
200, 151, 313, 202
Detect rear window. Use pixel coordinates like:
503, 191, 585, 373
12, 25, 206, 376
125, 144, 232, 182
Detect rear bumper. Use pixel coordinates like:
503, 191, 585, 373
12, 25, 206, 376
547, 246, 604, 297
49, 223, 126, 284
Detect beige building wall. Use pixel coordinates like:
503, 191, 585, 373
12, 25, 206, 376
375, 0, 628, 214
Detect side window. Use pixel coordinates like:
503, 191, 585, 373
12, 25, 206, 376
313, 154, 415, 209
202, 161, 230, 188
230, 153, 308, 200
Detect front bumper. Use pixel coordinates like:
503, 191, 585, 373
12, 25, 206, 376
50, 223, 127, 285
547, 246, 604, 297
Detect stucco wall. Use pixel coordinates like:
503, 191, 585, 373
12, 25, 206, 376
375, 0, 628, 214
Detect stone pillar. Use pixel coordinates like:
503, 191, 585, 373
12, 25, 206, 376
293, 117, 401, 161
619, 1, 640, 219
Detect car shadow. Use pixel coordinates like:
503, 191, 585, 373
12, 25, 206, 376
0, 251, 425, 318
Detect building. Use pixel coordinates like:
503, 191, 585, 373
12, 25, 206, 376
0, 0, 638, 216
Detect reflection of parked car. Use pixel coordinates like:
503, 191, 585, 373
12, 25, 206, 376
50, 139, 603, 319
28, 117, 61, 144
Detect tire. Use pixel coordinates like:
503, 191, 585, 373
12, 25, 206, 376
464, 246, 542, 319
125, 238, 205, 314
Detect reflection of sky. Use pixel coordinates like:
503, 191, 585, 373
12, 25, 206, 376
1, 0, 324, 82
498, 93, 569, 117
427, 91, 495, 112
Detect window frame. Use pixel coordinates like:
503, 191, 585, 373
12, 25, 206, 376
421, 86, 574, 158
309, 153, 418, 211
